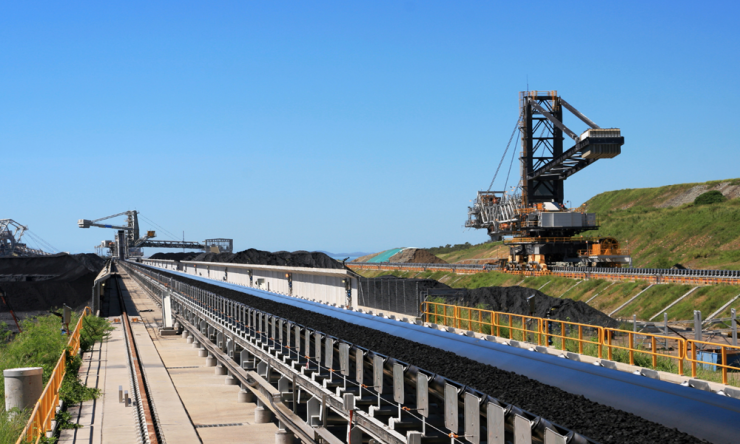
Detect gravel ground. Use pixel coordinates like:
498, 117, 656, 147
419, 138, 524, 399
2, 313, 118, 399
158, 269, 704, 444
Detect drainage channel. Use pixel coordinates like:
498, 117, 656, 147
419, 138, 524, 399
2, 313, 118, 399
121, 259, 594, 444
111, 272, 163, 444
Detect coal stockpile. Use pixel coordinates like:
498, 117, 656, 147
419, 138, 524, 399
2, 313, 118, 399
149, 252, 201, 261
388, 248, 447, 264
0, 254, 106, 312
156, 269, 702, 444
359, 276, 618, 327
440, 286, 619, 328
192, 248, 345, 269
358, 276, 448, 316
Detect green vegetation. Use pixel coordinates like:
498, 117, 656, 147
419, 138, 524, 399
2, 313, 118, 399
695, 190, 728, 206
0, 313, 112, 443
427, 242, 475, 255
581, 179, 740, 269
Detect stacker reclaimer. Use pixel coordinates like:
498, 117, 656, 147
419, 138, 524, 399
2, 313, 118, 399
466, 91, 630, 270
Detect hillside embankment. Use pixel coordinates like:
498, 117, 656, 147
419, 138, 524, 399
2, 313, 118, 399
582, 178, 740, 269
355, 268, 740, 322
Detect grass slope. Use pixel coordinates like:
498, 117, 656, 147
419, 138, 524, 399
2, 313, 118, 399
582, 179, 740, 269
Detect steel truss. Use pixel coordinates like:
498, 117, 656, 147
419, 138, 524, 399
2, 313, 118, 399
121, 260, 594, 444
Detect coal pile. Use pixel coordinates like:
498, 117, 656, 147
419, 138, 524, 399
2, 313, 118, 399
358, 276, 618, 327
192, 248, 345, 269
439, 286, 619, 328
0, 254, 106, 312
388, 248, 447, 264
155, 268, 702, 444
149, 252, 201, 261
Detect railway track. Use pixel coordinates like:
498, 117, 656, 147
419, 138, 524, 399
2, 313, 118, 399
347, 262, 740, 285
122, 260, 740, 444
109, 268, 163, 444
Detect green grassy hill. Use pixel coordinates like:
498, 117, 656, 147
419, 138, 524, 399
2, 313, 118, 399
582, 178, 740, 269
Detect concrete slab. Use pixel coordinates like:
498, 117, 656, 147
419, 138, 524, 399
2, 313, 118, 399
119, 271, 280, 444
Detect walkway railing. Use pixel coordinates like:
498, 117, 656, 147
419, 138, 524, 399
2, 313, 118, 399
686, 339, 740, 385
16, 307, 92, 444
420, 301, 740, 384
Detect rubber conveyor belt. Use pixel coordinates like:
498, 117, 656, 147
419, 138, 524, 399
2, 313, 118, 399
139, 264, 740, 443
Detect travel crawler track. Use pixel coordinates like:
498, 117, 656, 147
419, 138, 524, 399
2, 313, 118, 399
110, 271, 162, 444
126, 261, 740, 444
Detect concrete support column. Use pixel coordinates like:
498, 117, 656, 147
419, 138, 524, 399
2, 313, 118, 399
205, 354, 217, 367
225, 375, 238, 385
192, 340, 200, 348
215, 365, 227, 375
186, 334, 194, 344
3, 367, 43, 414
181, 330, 189, 339
275, 425, 295, 444
254, 399, 273, 423
198, 347, 208, 358
238, 387, 253, 403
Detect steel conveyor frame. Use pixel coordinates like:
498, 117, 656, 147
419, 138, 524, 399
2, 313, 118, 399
125, 261, 740, 444
121, 260, 592, 444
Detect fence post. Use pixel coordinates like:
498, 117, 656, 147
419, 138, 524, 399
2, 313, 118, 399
629, 332, 634, 365
694, 310, 702, 342
664, 312, 668, 335
732, 309, 737, 347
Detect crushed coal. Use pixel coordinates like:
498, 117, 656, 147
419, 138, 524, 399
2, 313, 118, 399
437, 285, 619, 328
388, 248, 447, 264
0, 254, 106, 313
149, 252, 201, 261
358, 276, 618, 327
150, 267, 702, 444
189, 248, 345, 269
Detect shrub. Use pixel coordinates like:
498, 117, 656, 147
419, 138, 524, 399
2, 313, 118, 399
694, 190, 727, 206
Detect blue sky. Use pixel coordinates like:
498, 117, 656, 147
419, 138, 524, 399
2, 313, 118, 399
2, 1, 739, 255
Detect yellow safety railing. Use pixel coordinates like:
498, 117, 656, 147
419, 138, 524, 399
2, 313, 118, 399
421, 301, 603, 354
543, 319, 603, 358
420, 301, 702, 373
16, 307, 92, 444
686, 340, 740, 385
603, 328, 685, 374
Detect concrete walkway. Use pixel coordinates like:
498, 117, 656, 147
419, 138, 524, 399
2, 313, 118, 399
58, 316, 139, 444
119, 271, 279, 444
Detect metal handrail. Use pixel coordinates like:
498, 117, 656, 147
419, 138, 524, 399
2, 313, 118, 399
686, 339, 740, 385
16, 307, 92, 444
421, 302, 603, 357
603, 327, 685, 374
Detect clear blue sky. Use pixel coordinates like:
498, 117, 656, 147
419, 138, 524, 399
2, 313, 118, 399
3, 1, 739, 255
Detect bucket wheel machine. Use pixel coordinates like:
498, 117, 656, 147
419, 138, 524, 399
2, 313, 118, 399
466, 91, 630, 270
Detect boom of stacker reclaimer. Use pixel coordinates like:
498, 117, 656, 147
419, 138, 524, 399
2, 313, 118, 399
79, 210, 233, 258
466, 91, 630, 270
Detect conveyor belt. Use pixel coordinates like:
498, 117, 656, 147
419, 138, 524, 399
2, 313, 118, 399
137, 263, 740, 443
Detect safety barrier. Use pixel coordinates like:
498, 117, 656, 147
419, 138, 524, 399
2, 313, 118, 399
16, 307, 92, 444
421, 301, 603, 357
603, 328, 685, 374
686, 339, 740, 385
421, 302, 733, 375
